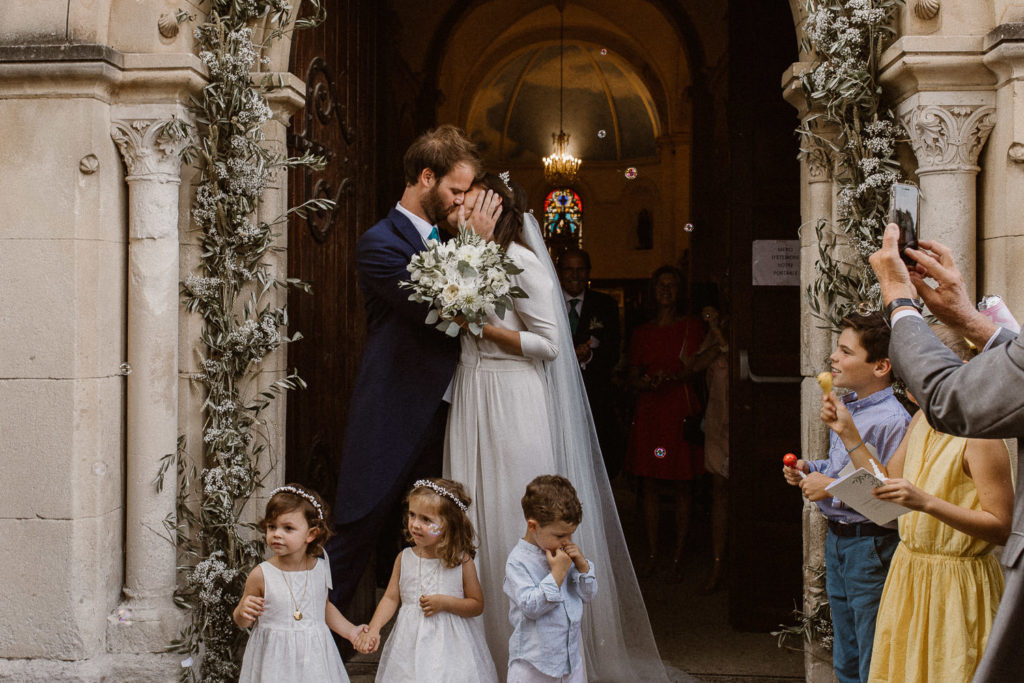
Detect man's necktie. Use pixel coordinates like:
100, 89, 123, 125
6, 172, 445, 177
568, 298, 581, 335
428, 226, 440, 243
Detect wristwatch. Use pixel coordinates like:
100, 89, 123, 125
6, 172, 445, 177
884, 297, 922, 324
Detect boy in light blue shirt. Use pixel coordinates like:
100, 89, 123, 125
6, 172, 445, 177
783, 312, 911, 683
504, 475, 597, 683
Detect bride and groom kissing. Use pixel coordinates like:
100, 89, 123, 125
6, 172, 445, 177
325, 125, 668, 681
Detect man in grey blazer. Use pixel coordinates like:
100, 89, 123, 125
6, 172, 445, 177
870, 223, 1024, 681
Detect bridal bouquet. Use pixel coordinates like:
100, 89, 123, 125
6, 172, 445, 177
401, 228, 527, 336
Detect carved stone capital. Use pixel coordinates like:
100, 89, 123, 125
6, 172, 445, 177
802, 138, 833, 183
110, 118, 190, 183
900, 104, 995, 174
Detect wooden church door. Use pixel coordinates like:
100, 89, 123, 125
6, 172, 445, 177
285, 2, 379, 615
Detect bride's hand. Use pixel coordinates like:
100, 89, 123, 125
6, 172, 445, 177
459, 189, 502, 240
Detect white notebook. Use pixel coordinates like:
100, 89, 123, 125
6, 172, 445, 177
825, 467, 909, 526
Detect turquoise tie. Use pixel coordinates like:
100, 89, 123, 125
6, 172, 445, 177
428, 226, 440, 242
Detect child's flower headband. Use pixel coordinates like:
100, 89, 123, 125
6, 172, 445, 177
413, 479, 468, 512
269, 485, 324, 520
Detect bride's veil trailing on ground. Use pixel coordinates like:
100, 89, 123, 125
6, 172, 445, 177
521, 212, 669, 682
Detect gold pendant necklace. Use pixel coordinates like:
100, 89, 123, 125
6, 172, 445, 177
282, 558, 310, 621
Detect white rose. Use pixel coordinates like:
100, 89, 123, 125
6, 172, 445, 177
440, 283, 460, 306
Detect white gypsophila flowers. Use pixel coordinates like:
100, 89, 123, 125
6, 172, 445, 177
184, 274, 223, 299
189, 552, 239, 607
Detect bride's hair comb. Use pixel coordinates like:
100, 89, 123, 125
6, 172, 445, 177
498, 170, 512, 192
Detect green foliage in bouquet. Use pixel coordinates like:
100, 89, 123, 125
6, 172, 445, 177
402, 228, 528, 337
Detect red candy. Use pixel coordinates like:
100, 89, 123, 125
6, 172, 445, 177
783, 453, 798, 468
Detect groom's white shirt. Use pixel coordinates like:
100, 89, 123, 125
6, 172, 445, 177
395, 201, 453, 402
396, 201, 435, 246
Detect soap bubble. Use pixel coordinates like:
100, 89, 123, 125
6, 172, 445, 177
600, 48, 608, 56
654, 447, 666, 459
624, 167, 638, 180
426, 523, 442, 537
92, 462, 107, 476
683, 223, 695, 233
119, 362, 132, 376
597, 129, 606, 138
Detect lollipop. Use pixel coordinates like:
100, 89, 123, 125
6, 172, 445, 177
783, 452, 806, 479
816, 371, 833, 394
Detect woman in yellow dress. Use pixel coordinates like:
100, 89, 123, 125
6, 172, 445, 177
820, 327, 1013, 682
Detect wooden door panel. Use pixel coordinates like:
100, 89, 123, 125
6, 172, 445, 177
286, 1, 377, 514
725, 0, 804, 631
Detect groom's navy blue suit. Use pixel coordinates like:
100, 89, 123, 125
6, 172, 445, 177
328, 207, 459, 609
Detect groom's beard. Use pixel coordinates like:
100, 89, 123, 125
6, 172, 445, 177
423, 185, 454, 227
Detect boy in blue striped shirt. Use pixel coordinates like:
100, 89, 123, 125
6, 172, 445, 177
783, 312, 911, 683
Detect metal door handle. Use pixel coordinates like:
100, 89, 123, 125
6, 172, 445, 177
738, 349, 802, 384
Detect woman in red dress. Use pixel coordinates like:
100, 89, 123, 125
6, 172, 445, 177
626, 266, 705, 579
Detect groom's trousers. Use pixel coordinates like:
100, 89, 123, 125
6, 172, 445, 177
327, 402, 448, 614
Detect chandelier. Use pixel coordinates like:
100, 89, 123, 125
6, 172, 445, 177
542, 7, 581, 186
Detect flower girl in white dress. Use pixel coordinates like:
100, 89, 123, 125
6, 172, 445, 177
234, 484, 368, 682
356, 478, 498, 682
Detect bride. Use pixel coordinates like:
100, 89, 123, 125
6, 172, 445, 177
444, 172, 667, 682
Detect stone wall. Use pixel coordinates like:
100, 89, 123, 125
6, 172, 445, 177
0, 1, 302, 679
787, 2, 1024, 682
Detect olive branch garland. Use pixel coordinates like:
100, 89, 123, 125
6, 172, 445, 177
776, 0, 905, 656
797, 0, 906, 330
154, 2, 329, 680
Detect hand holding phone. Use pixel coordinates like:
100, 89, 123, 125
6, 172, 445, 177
888, 183, 919, 266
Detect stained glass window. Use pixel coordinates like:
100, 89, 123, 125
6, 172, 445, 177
543, 188, 583, 246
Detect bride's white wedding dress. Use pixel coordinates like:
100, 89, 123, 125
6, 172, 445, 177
444, 215, 668, 682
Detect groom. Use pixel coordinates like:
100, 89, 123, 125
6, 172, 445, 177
327, 125, 487, 610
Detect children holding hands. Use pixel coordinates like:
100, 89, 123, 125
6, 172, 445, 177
504, 475, 597, 683
781, 313, 911, 683
357, 478, 498, 682
234, 484, 366, 683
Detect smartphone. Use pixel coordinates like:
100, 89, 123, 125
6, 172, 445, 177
888, 183, 919, 266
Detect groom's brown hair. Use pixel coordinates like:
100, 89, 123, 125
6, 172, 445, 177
521, 475, 583, 526
403, 124, 480, 186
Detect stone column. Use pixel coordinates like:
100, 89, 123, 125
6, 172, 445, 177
109, 116, 189, 650
898, 98, 995, 299
784, 65, 839, 682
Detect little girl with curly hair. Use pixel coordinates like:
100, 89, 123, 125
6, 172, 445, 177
356, 478, 498, 682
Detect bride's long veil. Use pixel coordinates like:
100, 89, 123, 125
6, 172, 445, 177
521, 213, 669, 682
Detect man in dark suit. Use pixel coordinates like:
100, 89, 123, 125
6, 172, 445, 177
870, 223, 1024, 682
327, 125, 500, 610
557, 248, 624, 477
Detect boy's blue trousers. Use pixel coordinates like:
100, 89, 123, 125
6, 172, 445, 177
825, 529, 899, 683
